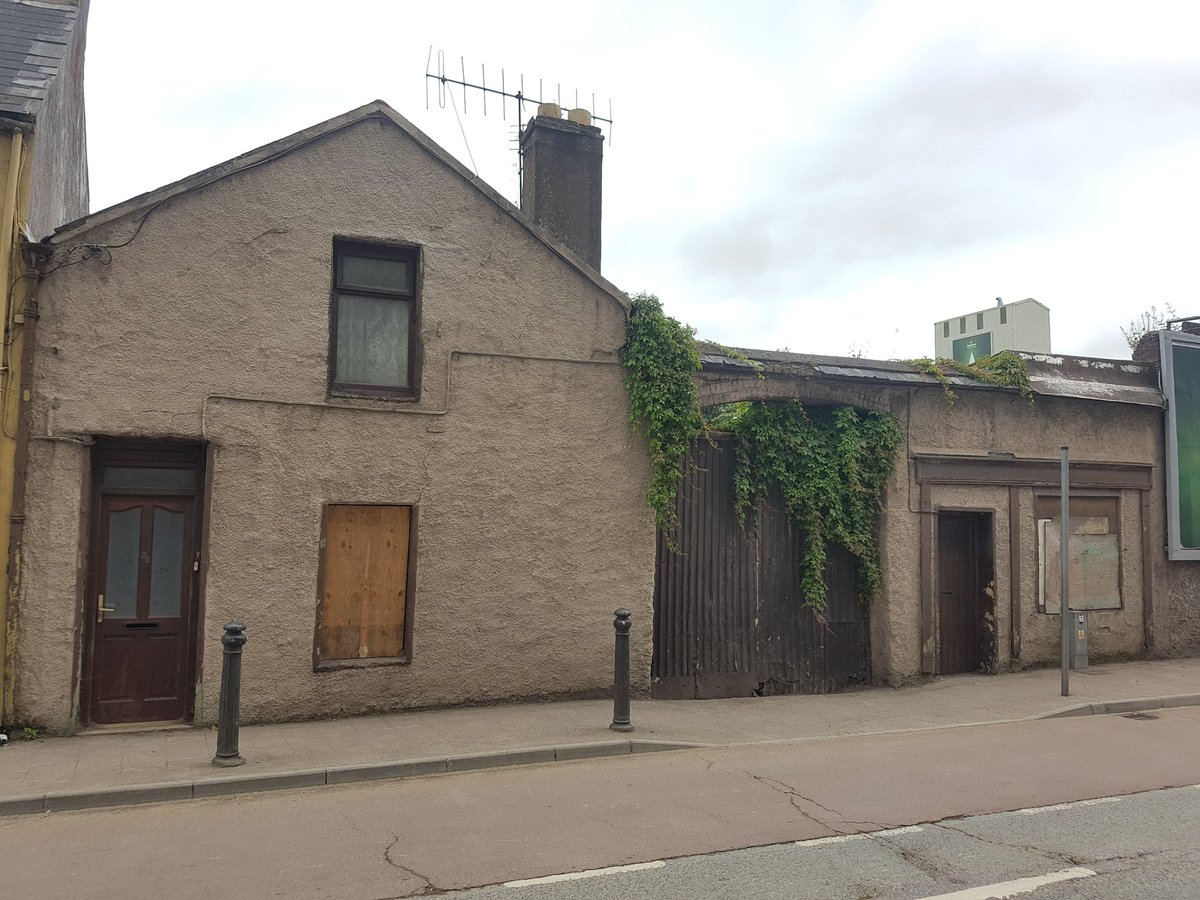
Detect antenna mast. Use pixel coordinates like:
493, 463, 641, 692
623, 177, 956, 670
425, 48, 614, 192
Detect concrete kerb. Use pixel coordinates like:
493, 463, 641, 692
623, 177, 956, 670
5, 692, 1198, 819
0, 738, 708, 818
1036, 692, 1200, 720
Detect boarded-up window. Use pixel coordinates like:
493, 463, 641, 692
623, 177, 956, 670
316, 504, 415, 665
1036, 496, 1121, 613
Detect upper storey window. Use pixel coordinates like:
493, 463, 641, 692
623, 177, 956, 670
330, 240, 419, 398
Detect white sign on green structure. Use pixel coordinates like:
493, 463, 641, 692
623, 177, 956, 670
952, 332, 991, 364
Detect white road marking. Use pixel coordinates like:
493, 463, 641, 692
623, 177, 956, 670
916, 867, 1097, 899
794, 825, 924, 847
1013, 796, 1120, 815
503, 860, 666, 888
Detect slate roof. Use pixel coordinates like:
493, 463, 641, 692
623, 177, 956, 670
0, 0, 79, 120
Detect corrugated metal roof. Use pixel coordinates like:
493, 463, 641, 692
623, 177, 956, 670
0, 1, 78, 119
815, 364, 977, 387
700, 348, 1164, 408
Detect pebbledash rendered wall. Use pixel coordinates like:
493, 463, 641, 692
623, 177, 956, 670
694, 357, 1188, 687
879, 387, 1160, 683
15, 109, 654, 731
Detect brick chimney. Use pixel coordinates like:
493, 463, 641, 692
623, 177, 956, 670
1132, 331, 1161, 364
519, 104, 604, 270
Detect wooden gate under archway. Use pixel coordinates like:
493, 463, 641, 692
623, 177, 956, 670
651, 434, 871, 699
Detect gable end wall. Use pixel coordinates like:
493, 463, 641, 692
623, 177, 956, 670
16, 117, 652, 729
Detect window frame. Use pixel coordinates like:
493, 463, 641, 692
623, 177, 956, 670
328, 238, 421, 401
1033, 493, 1123, 613
312, 502, 419, 671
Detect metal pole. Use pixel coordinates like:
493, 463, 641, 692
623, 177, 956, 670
610, 608, 633, 732
212, 622, 247, 767
1061, 448, 1070, 698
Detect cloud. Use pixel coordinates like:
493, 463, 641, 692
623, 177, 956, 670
676, 40, 1200, 301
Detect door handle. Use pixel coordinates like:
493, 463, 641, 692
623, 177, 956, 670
97, 594, 116, 623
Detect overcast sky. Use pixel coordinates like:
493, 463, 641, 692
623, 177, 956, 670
83, 0, 1199, 360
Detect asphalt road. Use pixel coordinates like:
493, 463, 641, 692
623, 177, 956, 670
3, 706, 1199, 899
455, 784, 1200, 899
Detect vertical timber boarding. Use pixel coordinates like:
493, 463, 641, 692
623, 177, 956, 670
935, 511, 995, 675
652, 435, 870, 699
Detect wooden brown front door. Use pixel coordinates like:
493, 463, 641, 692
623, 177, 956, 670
84, 445, 203, 725
937, 512, 994, 675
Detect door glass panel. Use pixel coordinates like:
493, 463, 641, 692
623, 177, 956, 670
104, 507, 141, 618
149, 508, 185, 617
102, 467, 195, 490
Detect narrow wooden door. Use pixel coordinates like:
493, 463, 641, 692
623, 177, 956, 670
937, 512, 987, 675
87, 494, 197, 724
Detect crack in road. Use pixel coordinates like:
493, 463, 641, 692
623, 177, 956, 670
1088, 847, 1186, 865
933, 821, 1083, 867
896, 845, 961, 885
744, 771, 852, 834
383, 834, 447, 896
733, 766, 901, 841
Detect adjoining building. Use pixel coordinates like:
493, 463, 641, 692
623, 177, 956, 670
0, 0, 89, 724
656, 346, 1199, 698
934, 298, 1051, 363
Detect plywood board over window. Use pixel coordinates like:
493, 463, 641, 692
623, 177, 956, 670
1036, 496, 1121, 613
315, 504, 417, 668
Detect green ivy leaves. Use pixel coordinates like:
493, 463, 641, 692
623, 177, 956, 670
910, 351, 1034, 402
722, 401, 902, 613
620, 297, 902, 613
620, 294, 703, 532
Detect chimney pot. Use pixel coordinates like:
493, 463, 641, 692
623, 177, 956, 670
520, 115, 604, 270
537, 102, 562, 119
567, 107, 592, 126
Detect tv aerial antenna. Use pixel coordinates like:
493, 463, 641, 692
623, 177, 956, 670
425, 48, 614, 190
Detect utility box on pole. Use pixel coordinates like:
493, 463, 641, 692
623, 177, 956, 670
1071, 611, 1089, 670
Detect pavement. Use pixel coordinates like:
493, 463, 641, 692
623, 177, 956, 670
2, 658, 1198, 817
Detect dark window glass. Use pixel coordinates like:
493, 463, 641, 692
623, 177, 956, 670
102, 467, 196, 490
335, 296, 412, 387
331, 242, 418, 397
1000, 307, 1008, 324
341, 255, 411, 293
942, 321, 949, 338
977, 313, 984, 329
959, 317, 966, 334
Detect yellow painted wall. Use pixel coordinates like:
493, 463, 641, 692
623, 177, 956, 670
0, 128, 35, 723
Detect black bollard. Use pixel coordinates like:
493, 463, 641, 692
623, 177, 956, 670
610, 608, 633, 732
212, 622, 247, 767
